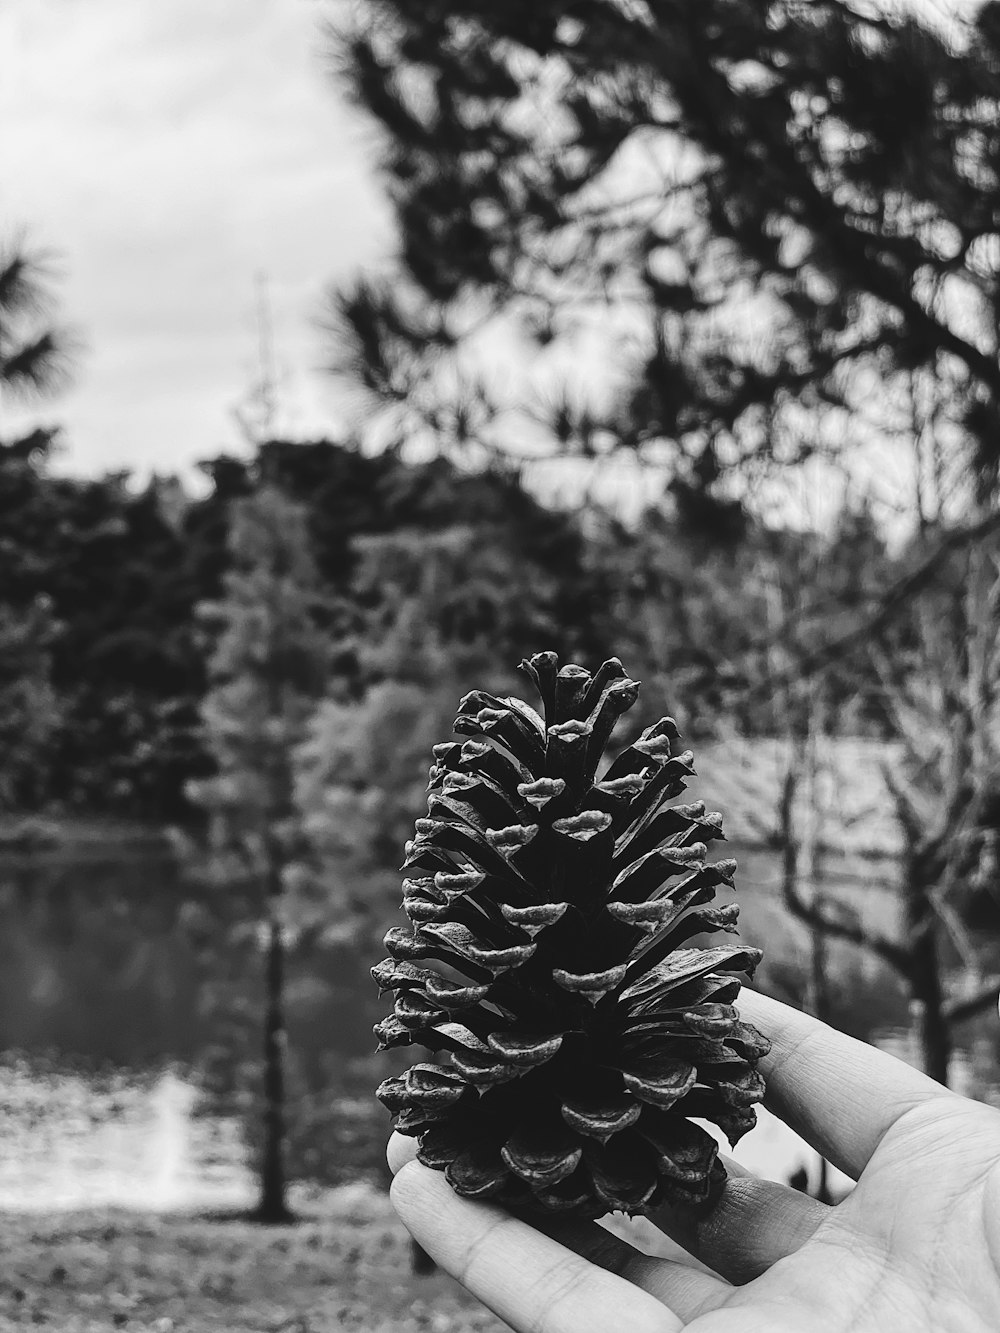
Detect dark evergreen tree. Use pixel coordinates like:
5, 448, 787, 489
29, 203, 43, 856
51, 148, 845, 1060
231, 438, 619, 669
0, 438, 206, 816
0, 434, 622, 818
328, 1, 1000, 507
0, 237, 75, 405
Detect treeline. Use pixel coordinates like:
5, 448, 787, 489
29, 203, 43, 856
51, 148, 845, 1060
0, 428, 608, 817
0, 423, 926, 823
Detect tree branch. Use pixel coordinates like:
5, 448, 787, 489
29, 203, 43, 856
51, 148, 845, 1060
740, 512, 1000, 700
944, 978, 1000, 1025
783, 873, 912, 978
777, 763, 912, 977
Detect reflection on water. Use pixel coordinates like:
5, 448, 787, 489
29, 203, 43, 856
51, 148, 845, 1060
10, 1021, 997, 1214
0, 836, 996, 1214
0, 1059, 840, 1213
2, 1016, 999, 1213
0, 1061, 254, 1213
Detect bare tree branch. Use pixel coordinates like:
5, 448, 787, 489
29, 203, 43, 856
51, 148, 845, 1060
777, 765, 912, 977
783, 873, 913, 978
740, 513, 1000, 702
943, 980, 1000, 1025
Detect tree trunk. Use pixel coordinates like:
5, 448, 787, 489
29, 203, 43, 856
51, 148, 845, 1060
257, 906, 293, 1222
909, 931, 951, 1087
807, 902, 834, 1203
904, 867, 951, 1087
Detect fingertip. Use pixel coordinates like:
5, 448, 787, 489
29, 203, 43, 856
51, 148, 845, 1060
387, 1130, 418, 1176
736, 986, 949, 1180
390, 1165, 685, 1333
389, 1157, 457, 1254
389, 1156, 437, 1219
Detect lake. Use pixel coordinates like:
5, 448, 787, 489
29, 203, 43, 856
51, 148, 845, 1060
0, 828, 997, 1212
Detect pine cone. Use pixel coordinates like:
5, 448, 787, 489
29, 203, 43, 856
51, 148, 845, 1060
374, 653, 769, 1220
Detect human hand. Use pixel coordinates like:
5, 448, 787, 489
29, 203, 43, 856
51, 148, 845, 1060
386, 990, 1000, 1330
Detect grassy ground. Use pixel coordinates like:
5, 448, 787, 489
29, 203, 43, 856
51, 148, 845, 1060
0, 1184, 506, 1333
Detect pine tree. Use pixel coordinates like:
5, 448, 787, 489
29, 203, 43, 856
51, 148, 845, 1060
189, 486, 330, 1222
0, 437, 208, 816
0, 237, 75, 411
328, 1, 1000, 508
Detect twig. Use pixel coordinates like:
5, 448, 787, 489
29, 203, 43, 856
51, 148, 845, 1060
943, 979, 1000, 1025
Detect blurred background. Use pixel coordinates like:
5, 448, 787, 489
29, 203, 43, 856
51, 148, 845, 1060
2, 0, 1000, 1329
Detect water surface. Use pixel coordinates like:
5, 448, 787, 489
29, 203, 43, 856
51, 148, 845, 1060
0, 834, 996, 1212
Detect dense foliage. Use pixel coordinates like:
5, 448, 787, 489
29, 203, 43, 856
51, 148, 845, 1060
0, 434, 206, 814
0, 436, 616, 817
329, 0, 1000, 516
0, 423, 953, 822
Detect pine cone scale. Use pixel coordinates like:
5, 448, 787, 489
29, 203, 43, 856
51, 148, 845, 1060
560, 1091, 642, 1141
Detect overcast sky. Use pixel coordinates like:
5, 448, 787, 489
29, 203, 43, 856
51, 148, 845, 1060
1, 0, 393, 481
1, 0, 968, 525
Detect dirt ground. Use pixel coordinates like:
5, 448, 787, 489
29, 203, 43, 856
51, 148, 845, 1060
0, 1184, 507, 1333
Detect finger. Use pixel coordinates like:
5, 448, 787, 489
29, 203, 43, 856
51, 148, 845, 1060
389, 1141, 752, 1306
391, 1160, 684, 1333
389, 1137, 729, 1323
738, 989, 955, 1179
390, 1128, 726, 1286
649, 1158, 829, 1284
532, 1213, 731, 1325
387, 1131, 418, 1176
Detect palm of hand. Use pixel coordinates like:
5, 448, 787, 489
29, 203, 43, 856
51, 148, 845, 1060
389, 992, 1000, 1333
693, 1100, 1000, 1330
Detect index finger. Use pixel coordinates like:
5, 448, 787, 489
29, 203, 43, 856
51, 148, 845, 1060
388, 1133, 727, 1324
391, 1161, 683, 1333
738, 989, 955, 1179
